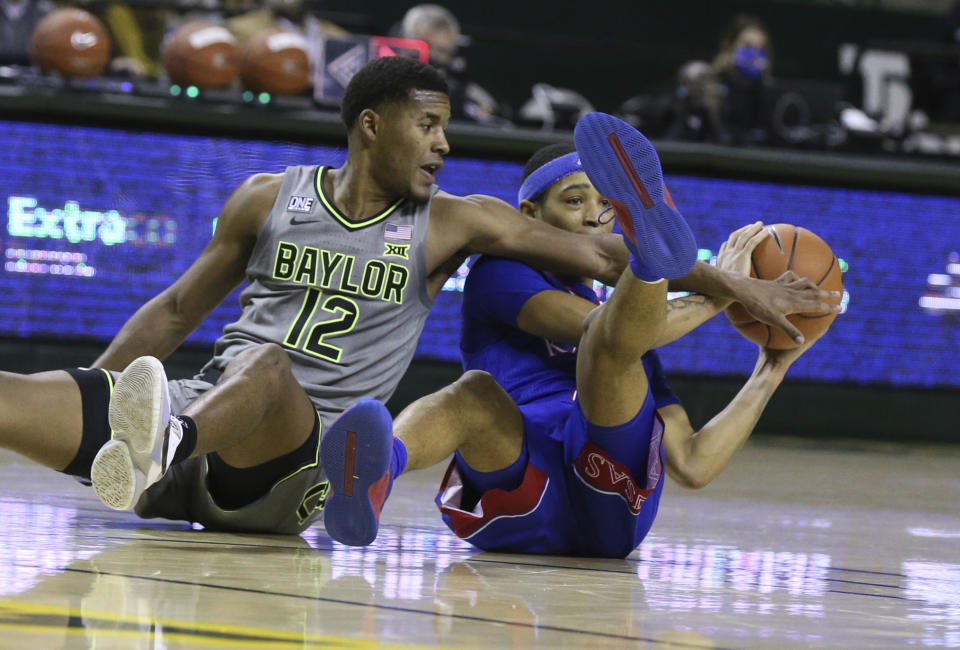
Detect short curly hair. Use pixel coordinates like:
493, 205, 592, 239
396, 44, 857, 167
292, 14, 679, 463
520, 142, 577, 184
341, 57, 449, 131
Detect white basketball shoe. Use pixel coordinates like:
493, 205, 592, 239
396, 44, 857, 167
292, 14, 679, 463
91, 356, 183, 511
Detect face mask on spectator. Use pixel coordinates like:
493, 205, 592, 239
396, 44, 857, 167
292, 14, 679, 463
733, 46, 768, 80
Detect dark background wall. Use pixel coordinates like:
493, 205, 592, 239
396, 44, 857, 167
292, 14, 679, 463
321, 0, 947, 113
2, 0, 957, 445
4, 337, 957, 444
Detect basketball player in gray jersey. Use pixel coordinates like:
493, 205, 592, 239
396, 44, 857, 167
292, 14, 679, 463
202, 164, 438, 427
0, 57, 834, 535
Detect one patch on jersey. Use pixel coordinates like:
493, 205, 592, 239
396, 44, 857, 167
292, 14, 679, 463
384, 242, 410, 259
385, 223, 413, 241
286, 195, 315, 213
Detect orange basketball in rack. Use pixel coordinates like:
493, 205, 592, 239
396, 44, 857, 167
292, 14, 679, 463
239, 28, 310, 95
31, 8, 111, 78
162, 21, 239, 89
725, 223, 843, 349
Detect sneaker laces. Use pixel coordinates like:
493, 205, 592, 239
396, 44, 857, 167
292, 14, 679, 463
161, 416, 184, 474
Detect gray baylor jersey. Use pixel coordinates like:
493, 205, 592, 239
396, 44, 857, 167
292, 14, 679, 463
202, 165, 435, 426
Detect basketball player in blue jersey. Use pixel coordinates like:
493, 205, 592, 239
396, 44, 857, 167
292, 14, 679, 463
0, 57, 836, 536
319, 116, 839, 555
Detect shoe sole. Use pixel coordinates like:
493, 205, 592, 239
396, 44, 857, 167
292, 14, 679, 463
91, 357, 168, 511
91, 441, 143, 510
320, 399, 393, 546
574, 112, 697, 279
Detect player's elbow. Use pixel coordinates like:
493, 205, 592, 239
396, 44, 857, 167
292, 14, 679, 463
679, 472, 711, 491
149, 288, 202, 338
164, 291, 198, 331
669, 464, 711, 490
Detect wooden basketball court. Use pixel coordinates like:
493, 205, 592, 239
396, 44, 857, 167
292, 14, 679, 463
1, 435, 957, 648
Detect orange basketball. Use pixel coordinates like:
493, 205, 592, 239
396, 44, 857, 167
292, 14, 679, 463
725, 223, 843, 349
162, 21, 238, 89
239, 28, 310, 95
31, 8, 111, 78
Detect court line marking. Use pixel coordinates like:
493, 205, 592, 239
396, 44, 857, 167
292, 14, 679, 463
0, 600, 438, 649
51, 529, 941, 595
78, 532, 924, 595
0, 626, 329, 648
2, 564, 735, 649
2, 494, 950, 594
457, 557, 919, 599
825, 589, 912, 601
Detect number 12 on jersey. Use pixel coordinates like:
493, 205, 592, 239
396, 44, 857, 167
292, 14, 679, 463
284, 288, 359, 363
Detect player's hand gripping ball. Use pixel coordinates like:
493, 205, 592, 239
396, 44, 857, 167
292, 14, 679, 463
725, 223, 843, 349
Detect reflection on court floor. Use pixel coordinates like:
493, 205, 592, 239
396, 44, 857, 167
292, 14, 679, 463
1, 437, 958, 649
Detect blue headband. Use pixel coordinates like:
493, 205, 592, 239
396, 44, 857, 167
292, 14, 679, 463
517, 152, 583, 204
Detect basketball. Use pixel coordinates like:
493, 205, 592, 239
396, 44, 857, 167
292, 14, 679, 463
30, 8, 111, 78
239, 29, 310, 95
725, 223, 843, 349
162, 21, 238, 89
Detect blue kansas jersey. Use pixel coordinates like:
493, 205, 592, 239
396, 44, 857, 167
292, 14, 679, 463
459, 256, 680, 409
442, 256, 683, 557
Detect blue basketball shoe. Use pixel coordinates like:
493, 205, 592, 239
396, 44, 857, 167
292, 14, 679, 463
320, 398, 396, 546
574, 112, 697, 280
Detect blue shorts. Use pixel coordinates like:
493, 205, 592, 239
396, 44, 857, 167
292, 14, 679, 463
435, 389, 664, 558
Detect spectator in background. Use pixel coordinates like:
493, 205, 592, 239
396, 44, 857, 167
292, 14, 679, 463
711, 14, 773, 145
664, 59, 727, 142
398, 4, 509, 125
224, 0, 349, 48
640, 14, 772, 146
0, 0, 53, 66
910, 0, 960, 124
103, 3, 171, 77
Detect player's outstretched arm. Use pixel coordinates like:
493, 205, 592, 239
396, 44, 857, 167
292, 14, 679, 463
654, 221, 772, 347
512, 219, 767, 347
92, 174, 281, 371
517, 291, 721, 349
660, 334, 818, 489
669, 222, 842, 345
431, 193, 628, 286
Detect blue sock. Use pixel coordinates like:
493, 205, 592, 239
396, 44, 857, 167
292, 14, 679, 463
391, 437, 408, 478
628, 253, 663, 283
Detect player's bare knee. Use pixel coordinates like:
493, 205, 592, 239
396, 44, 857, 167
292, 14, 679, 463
257, 344, 297, 395
238, 343, 289, 370
456, 369, 497, 392
225, 343, 295, 396
256, 342, 292, 371
454, 370, 510, 416
611, 310, 664, 355
454, 373, 523, 469
450, 370, 521, 441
